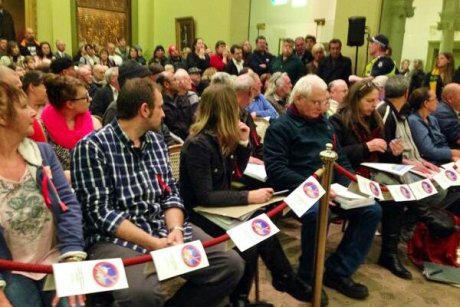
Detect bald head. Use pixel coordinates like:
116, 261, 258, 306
234, 74, 255, 108
328, 79, 348, 104
0, 66, 22, 89
442, 83, 460, 111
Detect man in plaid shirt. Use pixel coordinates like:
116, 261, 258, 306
72, 77, 243, 306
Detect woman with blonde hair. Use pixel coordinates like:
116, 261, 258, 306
180, 84, 313, 306
0, 82, 86, 306
306, 43, 325, 74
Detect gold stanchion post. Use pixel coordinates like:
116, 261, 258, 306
312, 143, 337, 307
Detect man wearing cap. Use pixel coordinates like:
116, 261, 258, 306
166, 44, 187, 71
102, 60, 151, 125
188, 67, 202, 92
365, 34, 396, 77
50, 57, 77, 77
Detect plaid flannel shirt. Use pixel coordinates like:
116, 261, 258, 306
71, 120, 192, 253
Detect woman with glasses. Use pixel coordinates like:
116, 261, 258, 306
0, 82, 86, 307
42, 76, 101, 178
408, 87, 460, 165
180, 84, 313, 306
330, 81, 412, 280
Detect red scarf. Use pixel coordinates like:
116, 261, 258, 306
41, 104, 94, 149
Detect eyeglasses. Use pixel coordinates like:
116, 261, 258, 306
357, 81, 378, 96
304, 97, 328, 106
71, 92, 90, 101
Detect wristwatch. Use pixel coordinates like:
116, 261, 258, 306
169, 225, 185, 233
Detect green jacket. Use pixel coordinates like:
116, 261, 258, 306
270, 54, 305, 85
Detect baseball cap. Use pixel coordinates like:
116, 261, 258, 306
118, 60, 152, 88
370, 34, 389, 49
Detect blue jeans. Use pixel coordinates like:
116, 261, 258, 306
298, 201, 382, 283
4, 273, 68, 307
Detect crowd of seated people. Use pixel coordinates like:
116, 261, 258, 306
1, 27, 460, 307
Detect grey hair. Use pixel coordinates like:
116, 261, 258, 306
265, 72, 288, 97
210, 72, 234, 86
174, 68, 189, 80
384, 75, 409, 99
104, 67, 118, 84
328, 79, 347, 92
233, 74, 254, 93
289, 74, 327, 105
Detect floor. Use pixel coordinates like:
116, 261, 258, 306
252, 218, 460, 307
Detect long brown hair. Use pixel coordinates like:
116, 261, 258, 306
190, 84, 240, 157
437, 52, 455, 84
337, 80, 383, 136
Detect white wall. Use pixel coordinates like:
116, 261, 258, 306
401, 0, 460, 68
401, 0, 443, 64
249, 0, 337, 54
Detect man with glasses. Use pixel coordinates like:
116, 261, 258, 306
264, 74, 381, 302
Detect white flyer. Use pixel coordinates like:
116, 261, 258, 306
386, 184, 416, 202
227, 213, 280, 252
408, 179, 437, 200
53, 258, 128, 297
284, 176, 325, 217
150, 240, 209, 281
432, 168, 460, 190
356, 175, 384, 200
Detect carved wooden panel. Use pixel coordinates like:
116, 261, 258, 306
76, 0, 130, 47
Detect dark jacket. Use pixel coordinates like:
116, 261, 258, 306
432, 100, 460, 147
329, 112, 400, 172
186, 52, 210, 71
167, 56, 188, 71
163, 94, 194, 140
180, 131, 251, 212
270, 54, 305, 85
225, 59, 244, 76
247, 50, 273, 76
264, 106, 352, 191
317, 54, 352, 85
91, 85, 115, 119
0, 9, 16, 41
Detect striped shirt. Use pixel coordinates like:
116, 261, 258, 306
71, 120, 192, 253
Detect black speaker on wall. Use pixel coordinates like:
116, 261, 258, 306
347, 16, 366, 47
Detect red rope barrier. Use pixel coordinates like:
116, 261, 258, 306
334, 163, 389, 192
0, 169, 324, 274
0, 201, 290, 273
